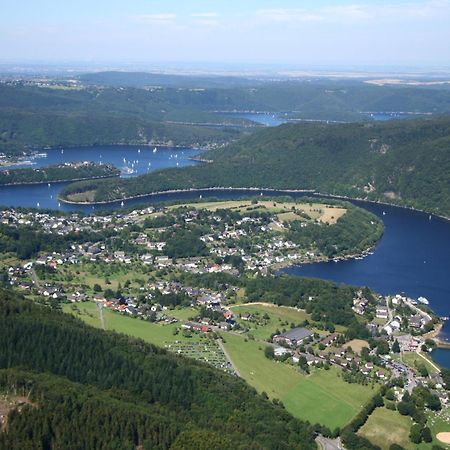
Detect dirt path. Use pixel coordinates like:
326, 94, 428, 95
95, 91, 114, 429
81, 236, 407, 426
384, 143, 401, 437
217, 339, 241, 377
96, 302, 105, 330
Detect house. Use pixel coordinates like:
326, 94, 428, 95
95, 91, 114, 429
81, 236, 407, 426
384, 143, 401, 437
409, 315, 423, 329
273, 327, 314, 347
241, 313, 253, 321
320, 332, 339, 347
376, 307, 388, 319
219, 321, 231, 330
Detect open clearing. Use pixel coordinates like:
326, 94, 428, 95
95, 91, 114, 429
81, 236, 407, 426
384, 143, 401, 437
231, 303, 311, 340
359, 407, 413, 449
221, 333, 377, 429
359, 406, 450, 449
63, 302, 201, 346
170, 200, 346, 224
346, 339, 370, 354
437, 432, 450, 444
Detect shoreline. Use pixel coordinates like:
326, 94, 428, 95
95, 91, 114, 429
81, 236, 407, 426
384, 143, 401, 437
58, 185, 450, 221
0, 173, 120, 187
59, 186, 317, 205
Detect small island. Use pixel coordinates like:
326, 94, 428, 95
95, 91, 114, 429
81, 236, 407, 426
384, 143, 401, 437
0, 161, 120, 186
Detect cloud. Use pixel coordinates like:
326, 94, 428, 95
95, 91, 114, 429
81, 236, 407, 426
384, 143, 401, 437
134, 14, 176, 25
190, 12, 219, 27
255, 1, 450, 24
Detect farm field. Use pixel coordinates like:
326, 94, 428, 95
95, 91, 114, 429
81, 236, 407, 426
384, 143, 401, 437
169, 200, 347, 224
221, 333, 377, 429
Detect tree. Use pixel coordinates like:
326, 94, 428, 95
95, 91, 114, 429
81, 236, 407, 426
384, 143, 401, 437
376, 340, 390, 355
93, 283, 102, 292
264, 346, 275, 359
409, 424, 423, 444
421, 427, 432, 443
392, 339, 400, 353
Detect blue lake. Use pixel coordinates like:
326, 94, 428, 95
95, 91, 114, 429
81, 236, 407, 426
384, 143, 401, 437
1, 145, 449, 368
0, 145, 201, 210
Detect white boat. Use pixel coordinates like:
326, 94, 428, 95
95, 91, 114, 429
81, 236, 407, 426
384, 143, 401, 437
48, 183, 51, 187
36, 202, 40, 207
138, 149, 141, 154
153, 147, 157, 153
417, 296, 429, 305
61, 149, 64, 154
121, 201, 124, 207
382, 211, 386, 216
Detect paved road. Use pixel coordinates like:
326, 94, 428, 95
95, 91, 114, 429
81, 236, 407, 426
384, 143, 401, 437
316, 435, 345, 450
217, 339, 241, 377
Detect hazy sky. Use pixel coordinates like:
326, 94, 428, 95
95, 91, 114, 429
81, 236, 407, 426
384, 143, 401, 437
1, 0, 450, 68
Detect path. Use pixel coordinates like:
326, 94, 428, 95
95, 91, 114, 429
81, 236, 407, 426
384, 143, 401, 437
30, 268, 40, 288
96, 302, 105, 330
217, 339, 241, 377
416, 350, 441, 373
316, 435, 344, 450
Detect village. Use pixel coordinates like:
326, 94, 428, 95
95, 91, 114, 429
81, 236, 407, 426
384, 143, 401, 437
0, 199, 448, 446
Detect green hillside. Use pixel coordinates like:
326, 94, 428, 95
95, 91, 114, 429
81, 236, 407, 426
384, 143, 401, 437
61, 116, 450, 217
0, 289, 316, 449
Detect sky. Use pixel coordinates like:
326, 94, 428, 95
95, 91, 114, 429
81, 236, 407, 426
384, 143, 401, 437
1, 0, 450, 69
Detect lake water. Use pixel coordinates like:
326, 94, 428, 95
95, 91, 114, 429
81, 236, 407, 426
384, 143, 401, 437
0, 145, 201, 209
1, 145, 449, 368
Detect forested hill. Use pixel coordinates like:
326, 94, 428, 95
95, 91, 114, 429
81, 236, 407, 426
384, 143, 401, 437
61, 116, 450, 217
0, 290, 316, 450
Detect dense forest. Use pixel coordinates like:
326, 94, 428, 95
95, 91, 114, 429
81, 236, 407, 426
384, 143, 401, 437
0, 289, 316, 449
0, 162, 119, 185
61, 116, 450, 217
3, 76, 450, 155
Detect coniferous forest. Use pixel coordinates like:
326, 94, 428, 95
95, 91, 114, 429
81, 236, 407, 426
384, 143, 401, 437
0, 289, 316, 450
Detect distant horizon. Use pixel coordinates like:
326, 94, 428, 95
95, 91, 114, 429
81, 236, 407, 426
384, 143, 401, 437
2, 1, 450, 68
2, 61, 450, 80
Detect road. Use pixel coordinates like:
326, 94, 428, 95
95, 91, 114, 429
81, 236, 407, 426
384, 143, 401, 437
316, 435, 344, 450
217, 339, 241, 377
30, 268, 40, 288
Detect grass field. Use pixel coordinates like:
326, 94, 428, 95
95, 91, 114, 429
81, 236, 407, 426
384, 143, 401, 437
231, 303, 311, 340
402, 352, 440, 375
222, 333, 378, 429
359, 406, 450, 449
63, 302, 201, 346
169, 200, 346, 224
359, 407, 413, 449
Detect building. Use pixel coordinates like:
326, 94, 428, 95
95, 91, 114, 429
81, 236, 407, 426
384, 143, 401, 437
273, 327, 313, 347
